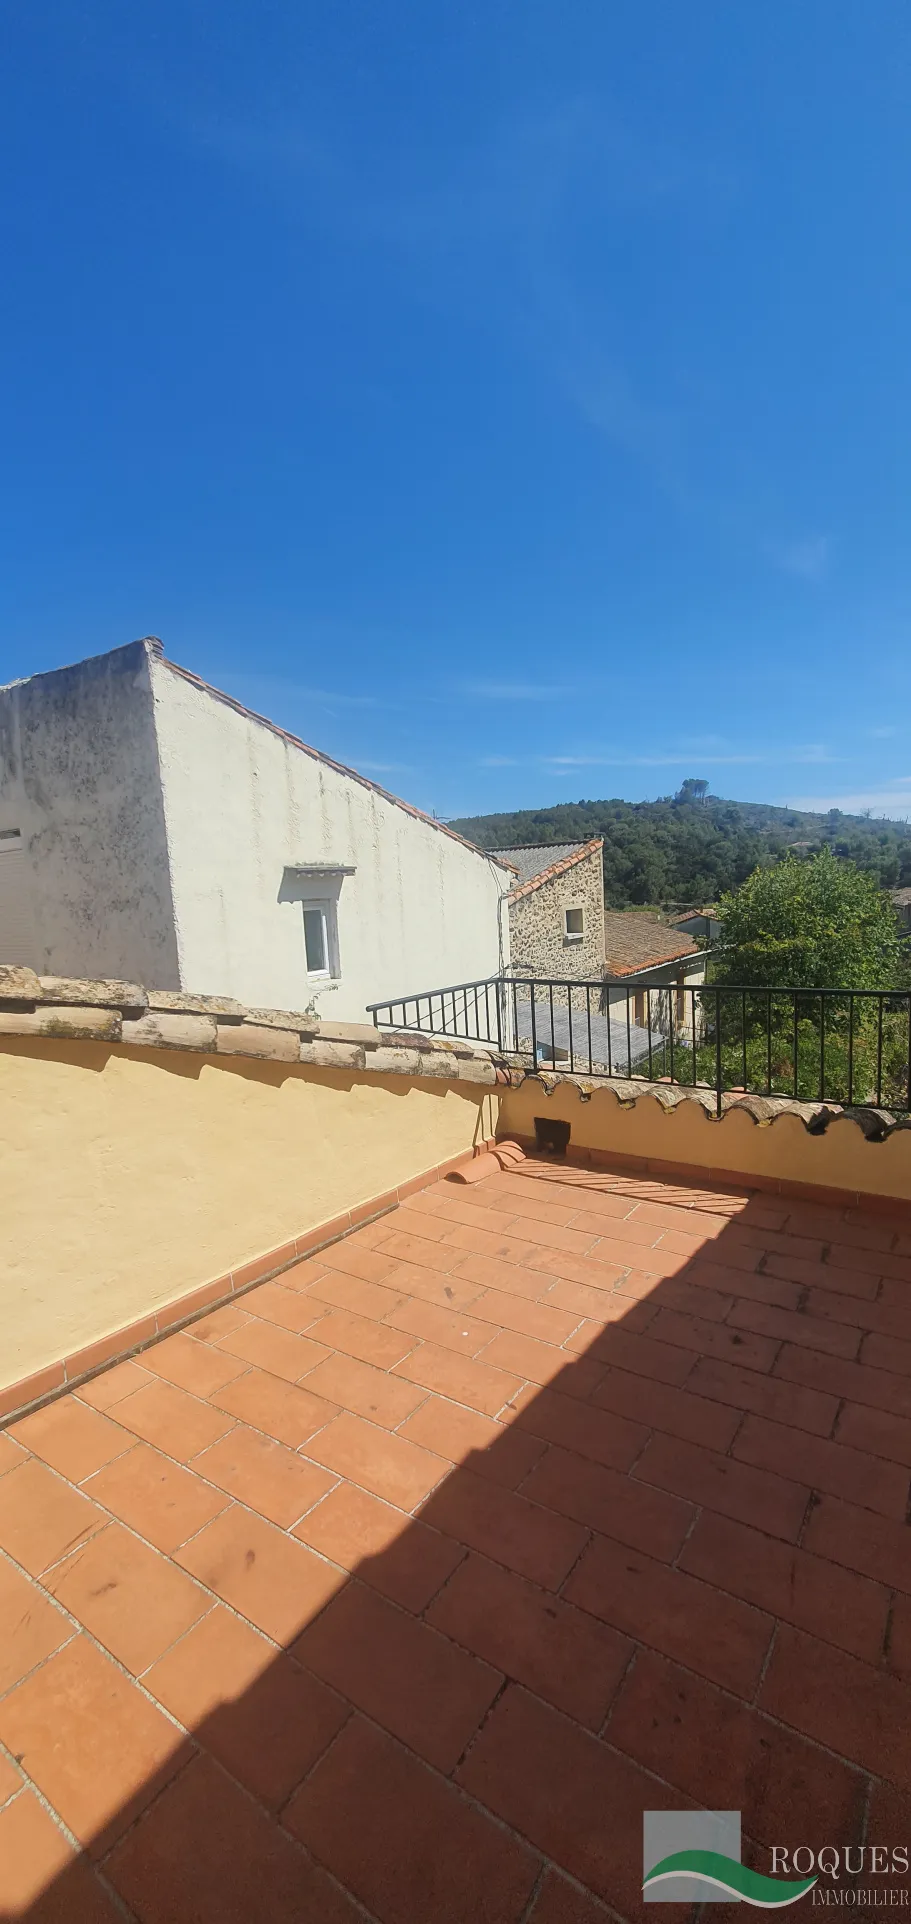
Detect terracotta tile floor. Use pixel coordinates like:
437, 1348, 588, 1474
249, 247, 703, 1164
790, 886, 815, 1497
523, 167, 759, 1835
2, 1158, 911, 1920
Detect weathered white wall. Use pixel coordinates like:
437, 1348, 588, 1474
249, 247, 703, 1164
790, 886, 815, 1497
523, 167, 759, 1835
150, 659, 510, 1017
0, 644, 180, 985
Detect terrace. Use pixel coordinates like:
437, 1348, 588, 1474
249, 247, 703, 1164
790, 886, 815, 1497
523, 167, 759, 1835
2, 969, 911, 1920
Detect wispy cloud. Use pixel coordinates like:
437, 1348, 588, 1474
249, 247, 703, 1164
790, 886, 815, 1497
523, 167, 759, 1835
541, 744, 837, 770
554, 757, 745, 769
474, 744, 838, 773
355, 759, 412, 773
769, 535, 831, 582
868, 725, 901, 740
463, 681, 576, 702
217, 669, 386, 711
790, 779, 911, 820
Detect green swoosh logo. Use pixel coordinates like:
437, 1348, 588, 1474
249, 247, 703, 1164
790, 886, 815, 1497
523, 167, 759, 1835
644, 1850, 816, 1907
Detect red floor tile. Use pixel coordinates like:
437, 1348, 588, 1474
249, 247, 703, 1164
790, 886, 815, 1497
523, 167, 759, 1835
0, 1555, 70, 1694
293, 1577, 501, 1769
678, 1508, 890, 1663
0, 1637, 189, 1854
108, 1752, 361, 1924
191, 1422, 336, 1527
0, 1791, 122, 1921
9, 1395, 132, 1483
0, 1456, 105, 1575
113, 1376, 237, 1462
211, 1316, 331, 1384
138, 1329, 251, 1398
421, 1463, 588, 1590
43, 1521, 210, 1673
284, 1714, 540, 1924
427, 1551, 633, 1728
521, 1443, 693, 1562
209, 1367, 338, 1449
508, 1382, 648, 1472
457, 1684, 689, 1917
304, 1409, 447, 1510
292, 1478, 464, 1611
634, 1430, 810, 1541
394, 1339, 524, 1415
760, 1622, 911, 1784
176, 1505, 344, 1642
145, 1605, 349, 1807
84, 1440, 232, 1550
565, 1532, 773, 1697
608, 1648, 867, 1846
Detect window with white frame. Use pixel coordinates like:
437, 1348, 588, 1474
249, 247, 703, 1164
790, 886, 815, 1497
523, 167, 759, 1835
302, 897, 339, 979
564, 905, 584, 943
304, 896, 335, 977
281, 862, 352, 987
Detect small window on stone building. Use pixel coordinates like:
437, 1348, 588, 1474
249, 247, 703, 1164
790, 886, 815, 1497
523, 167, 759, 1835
564, 906, 584, 943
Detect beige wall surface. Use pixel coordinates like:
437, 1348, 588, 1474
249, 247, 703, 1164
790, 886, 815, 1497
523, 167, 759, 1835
0, 1039, 495, 1391
499, 1078, 911, 1206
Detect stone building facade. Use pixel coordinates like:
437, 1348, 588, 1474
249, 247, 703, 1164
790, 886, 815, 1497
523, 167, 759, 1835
489, 841, 605, 979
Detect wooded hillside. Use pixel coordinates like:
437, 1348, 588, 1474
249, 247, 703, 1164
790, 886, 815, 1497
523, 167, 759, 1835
449, 795, 911, 907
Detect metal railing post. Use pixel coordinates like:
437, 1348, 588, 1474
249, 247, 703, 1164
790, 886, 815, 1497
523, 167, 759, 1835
715, 988, 723, 1118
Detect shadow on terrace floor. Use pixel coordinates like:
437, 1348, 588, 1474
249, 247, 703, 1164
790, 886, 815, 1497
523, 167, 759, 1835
1, 1152, 910, 1923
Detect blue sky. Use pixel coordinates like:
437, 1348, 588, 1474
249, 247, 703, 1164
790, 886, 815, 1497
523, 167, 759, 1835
1, 3, 909, 821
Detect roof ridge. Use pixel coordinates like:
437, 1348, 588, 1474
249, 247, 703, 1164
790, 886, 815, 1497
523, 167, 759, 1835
507, 838, 604, 901
489, 840, 594, 851
154, 653, 517, 873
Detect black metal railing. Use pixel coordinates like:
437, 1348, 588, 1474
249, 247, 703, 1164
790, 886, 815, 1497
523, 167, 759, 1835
367, 976, 911, 1117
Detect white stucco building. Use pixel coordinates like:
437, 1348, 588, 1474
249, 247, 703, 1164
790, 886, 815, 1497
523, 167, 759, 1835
0, 639, 512, 1017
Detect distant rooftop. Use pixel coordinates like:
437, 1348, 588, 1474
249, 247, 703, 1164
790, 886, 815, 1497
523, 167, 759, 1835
604, 910, 699, 978
488, 841, 600, 891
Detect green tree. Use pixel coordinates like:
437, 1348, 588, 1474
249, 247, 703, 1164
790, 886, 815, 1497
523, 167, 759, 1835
714, 849, 904, 988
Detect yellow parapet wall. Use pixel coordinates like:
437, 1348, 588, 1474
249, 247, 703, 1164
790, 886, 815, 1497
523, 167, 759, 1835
0, 1038, 496, 1396
498, 1077, 911, 1207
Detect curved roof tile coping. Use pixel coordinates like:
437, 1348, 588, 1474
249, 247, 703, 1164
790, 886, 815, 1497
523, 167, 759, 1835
524, 1067, 910, 1138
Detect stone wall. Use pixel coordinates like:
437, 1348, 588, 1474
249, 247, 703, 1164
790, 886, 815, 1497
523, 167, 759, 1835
508, 845, 604, 979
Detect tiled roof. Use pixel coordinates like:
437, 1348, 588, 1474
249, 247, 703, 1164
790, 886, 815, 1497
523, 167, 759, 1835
604, 910, 699, 977
892, 888, 911, 906
154, 647, 517, 874
489, 840, 603, 900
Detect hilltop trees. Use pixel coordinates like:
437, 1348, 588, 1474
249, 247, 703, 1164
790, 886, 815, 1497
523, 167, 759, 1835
450, 794, 911, 906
